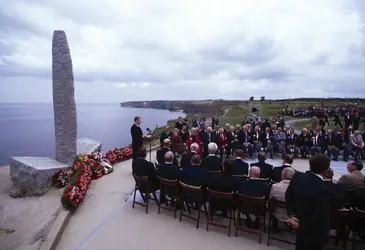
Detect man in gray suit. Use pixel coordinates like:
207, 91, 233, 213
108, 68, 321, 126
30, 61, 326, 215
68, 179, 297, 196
338, 161, 364, 188
349, 130, 364, 160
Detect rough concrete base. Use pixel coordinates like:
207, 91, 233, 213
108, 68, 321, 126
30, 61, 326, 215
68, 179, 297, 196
9, 157, 69, 197
0, 166, 62, 250
77, 138, 102, 155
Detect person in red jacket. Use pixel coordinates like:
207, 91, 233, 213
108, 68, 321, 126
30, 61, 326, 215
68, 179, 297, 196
217, 128, 228, 159
187, 128, 201, 155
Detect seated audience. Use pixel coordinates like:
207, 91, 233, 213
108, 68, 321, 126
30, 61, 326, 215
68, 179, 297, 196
132, 147, 159, 188
259, 127, 274, 159
349, 130, 364, 160
232, 149, 249, 176
156, 139, 178, 166
323, 130, 340, 161
158, 151, 182, 181
238, 167, 271, 228
182, 154, 208, 187
180, 143, 199, 168
286, 128, 299, 157
298, 128, 311, 158
272, 154, 294, 183
208, 159, 238, 192
170, 128, 184, 155
310, 130, 322, 156
208, 159, 238, 215
269, 167, 295, 230
337, 161, 364, 188
250, 152, 273, 179
187, 128, 201, 154
201, 142, 222, 171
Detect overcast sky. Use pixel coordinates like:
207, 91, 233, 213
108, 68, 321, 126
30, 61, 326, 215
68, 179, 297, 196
1, 0, 365, 103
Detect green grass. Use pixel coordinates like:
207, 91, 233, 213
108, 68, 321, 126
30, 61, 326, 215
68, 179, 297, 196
218, 104, 250, 126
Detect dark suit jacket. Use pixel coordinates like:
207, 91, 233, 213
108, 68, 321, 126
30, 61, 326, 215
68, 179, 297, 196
201, 132, 217, 145
175, 121, 186, 131
158, 163, 182, 180
272, 165, 292, 183
208, 172, 239, 192
259, 131, 274, 147
310, 135, 323, 147
286, 133, 299, 146
323, 181, 348, 209
132, 158, 158, 185
322, 134, 337, 149
233, 159, 249, 176
298, 133, 311, 146
160, 131, 173, 144
250, 161, 273, 179
156, 148, 178, 166
238, 179, 270, 198
354, 187, 365, 210
131, 124, 143, 150
285, 172, 331, 245
182, 166, 208, 187
180, 151, 196, 168
202, 155, 222, 171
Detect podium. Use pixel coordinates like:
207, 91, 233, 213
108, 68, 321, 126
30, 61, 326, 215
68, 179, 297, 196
143, 135, 156, 162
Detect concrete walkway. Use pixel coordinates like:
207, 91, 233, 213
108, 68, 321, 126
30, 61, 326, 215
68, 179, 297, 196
55, 148, 354, 250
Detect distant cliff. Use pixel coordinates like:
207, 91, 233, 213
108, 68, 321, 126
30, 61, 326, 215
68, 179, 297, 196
120, 100, 244, 115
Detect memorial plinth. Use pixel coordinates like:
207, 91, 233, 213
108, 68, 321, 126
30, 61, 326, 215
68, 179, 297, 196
77, 137, 102, 155
9, 157, 69, 197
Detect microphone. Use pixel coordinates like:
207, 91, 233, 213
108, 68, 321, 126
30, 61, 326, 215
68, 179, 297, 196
146, 127, 152, 135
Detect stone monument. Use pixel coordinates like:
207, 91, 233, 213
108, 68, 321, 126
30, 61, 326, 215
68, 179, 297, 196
52, 30, 77, 165
9, 30, 102, 197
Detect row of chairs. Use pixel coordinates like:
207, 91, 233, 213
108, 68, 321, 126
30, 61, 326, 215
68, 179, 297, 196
132, 174, 365, 249
133, 174, 267, 243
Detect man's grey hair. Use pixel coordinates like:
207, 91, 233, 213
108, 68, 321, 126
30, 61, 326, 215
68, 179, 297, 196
191, 154, 201, 165
163, 139, 171, 147
208, 142, 218, 154
282, 167, 295, 180
190, 142, 199, 152
164, 151, 174, 162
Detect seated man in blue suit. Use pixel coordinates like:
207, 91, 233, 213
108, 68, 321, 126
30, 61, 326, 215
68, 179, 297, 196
233, 149, 249, 176
159, 151, 182, 181
238, 166, 271, 228
182, 154, 208, 187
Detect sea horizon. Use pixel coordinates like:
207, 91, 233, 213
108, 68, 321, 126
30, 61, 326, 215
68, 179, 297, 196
0, 103, 184, 166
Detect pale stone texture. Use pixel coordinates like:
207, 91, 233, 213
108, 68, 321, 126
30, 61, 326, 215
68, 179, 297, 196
52, 30, 77, 165
9, 157, 68, 197
77, 137, 102, 155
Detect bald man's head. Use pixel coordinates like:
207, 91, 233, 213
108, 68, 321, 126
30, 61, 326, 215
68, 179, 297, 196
249, 167, 261, 178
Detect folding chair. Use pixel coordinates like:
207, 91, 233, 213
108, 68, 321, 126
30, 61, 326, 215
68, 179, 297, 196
206, 188, 235, 237
158, 177, 179, 219
132, 174, 159, 214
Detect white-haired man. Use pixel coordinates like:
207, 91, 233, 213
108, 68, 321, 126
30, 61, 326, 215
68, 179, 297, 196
201, 142, 222, 171
156, 139, 178, 166
159, 151, 182, 181
181, 142, 199, 168
270, 167, 295, 224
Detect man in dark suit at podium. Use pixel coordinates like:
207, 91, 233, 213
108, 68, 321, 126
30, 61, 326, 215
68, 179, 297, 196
131, 116, 144, 159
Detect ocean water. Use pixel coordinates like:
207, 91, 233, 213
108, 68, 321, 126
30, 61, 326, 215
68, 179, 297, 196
0, 103, 184, 166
